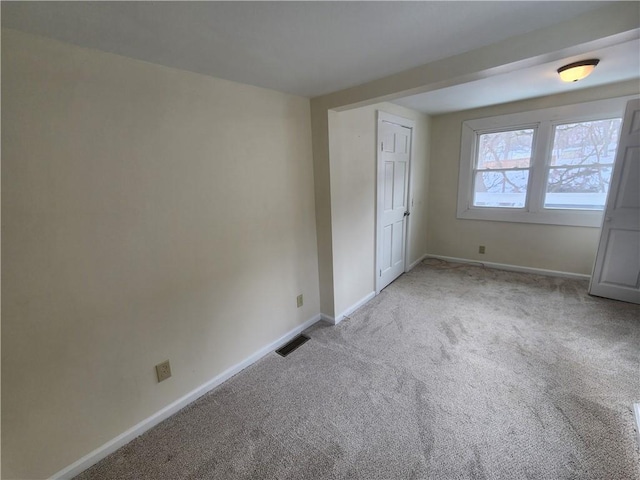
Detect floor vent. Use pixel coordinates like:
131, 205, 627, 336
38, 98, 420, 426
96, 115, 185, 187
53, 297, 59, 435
276, 334, 310, 357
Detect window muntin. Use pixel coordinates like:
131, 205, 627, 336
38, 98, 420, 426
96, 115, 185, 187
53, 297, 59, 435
473, 129, 534, 208
456, 96, 631, 227
543, 118, 622, 210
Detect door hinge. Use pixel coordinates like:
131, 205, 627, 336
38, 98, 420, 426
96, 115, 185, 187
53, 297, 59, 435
380, 142, 383, 151
379, 269, 382, 277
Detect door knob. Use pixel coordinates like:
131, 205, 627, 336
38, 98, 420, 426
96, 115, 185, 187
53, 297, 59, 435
404, 211, 410, 217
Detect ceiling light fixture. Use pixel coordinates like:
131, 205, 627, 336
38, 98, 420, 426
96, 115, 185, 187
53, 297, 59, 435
557, 59, 600, 82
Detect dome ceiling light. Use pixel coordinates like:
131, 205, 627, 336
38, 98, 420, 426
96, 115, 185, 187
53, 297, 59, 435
557, 59, 600, 82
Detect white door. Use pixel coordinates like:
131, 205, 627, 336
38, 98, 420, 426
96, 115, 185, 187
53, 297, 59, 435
590, 98, 640, 304
376, 113, 412, 292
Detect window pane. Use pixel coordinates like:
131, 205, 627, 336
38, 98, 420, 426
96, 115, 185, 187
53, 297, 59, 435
477, 129, 534, 169
550, 119, 621, 166
544, 166, 613, 210
473, 170, 529, 208
546, 118, 621, 210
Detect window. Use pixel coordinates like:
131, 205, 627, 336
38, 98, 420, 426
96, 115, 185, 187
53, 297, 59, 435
473, 128, 534, 208
544, 119, 621, 210
457, 97, 630, 227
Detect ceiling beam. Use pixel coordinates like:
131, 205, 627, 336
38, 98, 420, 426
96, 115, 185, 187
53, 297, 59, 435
312, 2, 640, 111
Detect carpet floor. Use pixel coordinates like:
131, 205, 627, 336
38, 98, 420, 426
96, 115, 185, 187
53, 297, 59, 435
76, 261, 640, 480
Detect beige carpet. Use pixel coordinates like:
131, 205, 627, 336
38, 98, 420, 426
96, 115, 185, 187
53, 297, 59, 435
77, 260, 640, 479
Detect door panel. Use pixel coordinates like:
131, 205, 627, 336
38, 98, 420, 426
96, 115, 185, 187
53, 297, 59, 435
382, 133, 395, 152
393, 162, 407, 208
614, 147, 639, 209
590, 99, 640, 303
392, 220, 404, 265
384, 162, 394, 210
600, 229, 640, 287
377, 116, 412, 291
382, 225, 392, 269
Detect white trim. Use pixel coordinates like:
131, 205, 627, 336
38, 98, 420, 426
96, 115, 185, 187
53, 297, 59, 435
425, 254, 591, 280
325, 291, 376, 325
456, 95, 635, 228
633, 403, 640, 448
376, 111, 415, 294
407, 253, 429, 272
320, 313, 335, 324
50, 314, 322, 480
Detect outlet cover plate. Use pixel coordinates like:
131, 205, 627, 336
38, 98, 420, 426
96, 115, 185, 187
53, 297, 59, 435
297, 294, 303, 308
156, 360, 172, 382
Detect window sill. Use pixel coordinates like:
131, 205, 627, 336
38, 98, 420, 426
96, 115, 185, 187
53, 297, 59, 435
457, 207, 604, 228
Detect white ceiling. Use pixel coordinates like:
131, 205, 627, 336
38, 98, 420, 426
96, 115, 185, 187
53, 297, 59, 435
2, 1, 618, 102
393, 39, 640, 114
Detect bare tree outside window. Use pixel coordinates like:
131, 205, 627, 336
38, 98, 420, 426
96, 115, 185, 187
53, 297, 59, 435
458, 98, 626, 226
473, 129, 534, 208
544, 118, 622, 209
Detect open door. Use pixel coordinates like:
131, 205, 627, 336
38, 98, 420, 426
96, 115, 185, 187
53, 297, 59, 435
589, 98, 640, 304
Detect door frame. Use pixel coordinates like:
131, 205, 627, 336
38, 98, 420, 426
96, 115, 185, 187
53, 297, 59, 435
375, 111, 415, 295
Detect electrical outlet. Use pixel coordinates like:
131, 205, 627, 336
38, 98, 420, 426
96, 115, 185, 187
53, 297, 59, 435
156, 360, 172, 382
479, 245, 486, 254
296, 294, 303, 308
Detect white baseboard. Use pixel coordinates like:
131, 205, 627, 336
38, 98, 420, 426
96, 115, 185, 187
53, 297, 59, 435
320, 313, 335, 324
319, 291, 375, 325
407, 253, 429, 272
331, 291, 376, 325
424, 254, 591, 280
51, 313, 322, 480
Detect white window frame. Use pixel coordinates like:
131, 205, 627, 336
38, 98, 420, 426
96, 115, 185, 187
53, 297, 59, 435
457, 96, 633, 227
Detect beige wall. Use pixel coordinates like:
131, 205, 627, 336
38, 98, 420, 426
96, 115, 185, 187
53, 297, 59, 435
310, 103, 335, 317
309, 3, 638, 313
427, 80, 640, 275
329, 103, 430, 316
3, 6, 638, 477
2, 29, 320, 479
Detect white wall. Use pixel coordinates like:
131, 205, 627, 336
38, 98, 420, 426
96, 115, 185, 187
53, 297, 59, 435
329, 103, 430, 317
2, 29, 320, 479
427, 80, 639, 275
